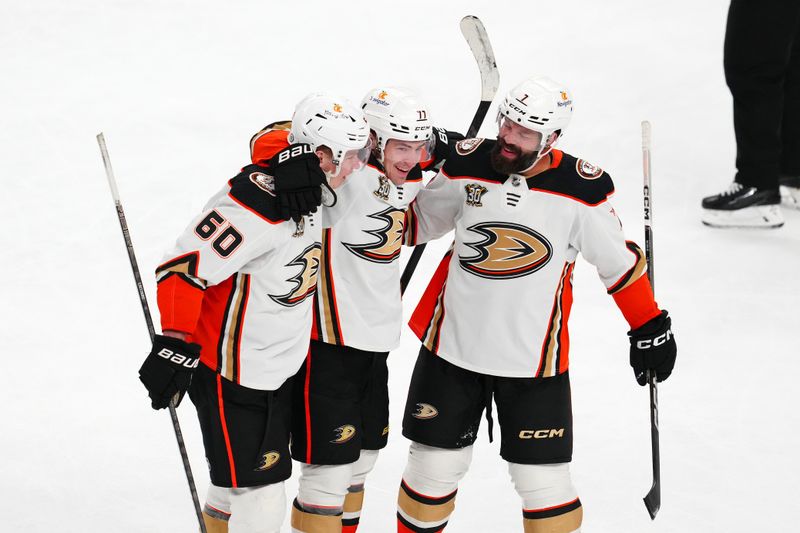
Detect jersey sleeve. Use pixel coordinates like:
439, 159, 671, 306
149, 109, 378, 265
155, 184, 282, 334
403, 170, 462, 246
570, 200, 660, 329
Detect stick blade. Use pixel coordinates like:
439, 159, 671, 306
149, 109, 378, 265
459, 15, 500, 100
643, 486, 660, 520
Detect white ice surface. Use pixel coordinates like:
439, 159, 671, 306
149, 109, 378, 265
2, 1, 799, 531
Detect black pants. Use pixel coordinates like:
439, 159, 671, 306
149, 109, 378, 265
725, 0, 800, 188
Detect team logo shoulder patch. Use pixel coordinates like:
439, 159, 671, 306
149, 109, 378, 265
412, 403, 439, 420
269, 243, 321, 307
330, 425, 356, 444
342, 207, 405, 264
464, 183, 488, 207
255, 451, 281, 471
576, 159, 603, 180
455, 137, 484, 155
249, 172, 276, 196
459, 222, 553, 279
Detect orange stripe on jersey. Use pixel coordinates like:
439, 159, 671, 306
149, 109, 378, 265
612, 274, 660, 329
527, 186, 613, 207
440, 167, 499, 184
250, 128, 290, 165
557, 263, 575, 374
409, 248, 453, 342
216, 373, 238, 487
190, 276, 235, 375
549, 149, 564, 169
303, 351, 313, 464
156, 274, 205, 334
537, 262, 573, 377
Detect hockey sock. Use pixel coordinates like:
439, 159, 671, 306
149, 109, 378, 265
396, 480, 456, 533
522, 499, 582, 533
342, 484, 364, 533
342, 449, 379, 532
291, 498, 343, 533
202, 509, 229, 533
508, 462, 582, 533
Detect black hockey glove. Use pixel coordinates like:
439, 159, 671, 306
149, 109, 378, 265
139, 334, 201, 410
270, 144, 328, 223
628, 310, 676, 386
429, 127, 466, 167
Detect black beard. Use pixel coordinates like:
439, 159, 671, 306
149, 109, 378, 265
490, 139, 538, 174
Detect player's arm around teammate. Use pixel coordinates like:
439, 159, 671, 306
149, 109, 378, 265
396, 77, 677, 533
138, 94, 369, 533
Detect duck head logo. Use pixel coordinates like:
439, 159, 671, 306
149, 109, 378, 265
459, 222, 552, 279
331, 425, 356, 444
269, 243, 322, 307
342, 207, 405, 264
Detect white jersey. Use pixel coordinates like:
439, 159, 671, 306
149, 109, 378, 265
406, 140, 647, 378
156, 163, 322, 390
313, 161, 423, 352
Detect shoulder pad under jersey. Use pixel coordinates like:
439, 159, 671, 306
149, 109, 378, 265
228, 164, 284, 222
250, 122, 291, 165
440, 138, 506, 183
527, 151, 615, 206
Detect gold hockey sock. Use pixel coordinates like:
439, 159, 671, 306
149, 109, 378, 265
396, 479, 456, 532
342, 484, 365, 532
291, 498, 343, 533
522, 498, 583, 532
201, 510, 229, 533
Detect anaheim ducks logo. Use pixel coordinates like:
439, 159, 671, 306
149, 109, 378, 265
412, 403, 438, 420
459, 222, 552, 279
455, 137, 484, 155
330, 425, 356, 444
576, 159, 603, 179
269, 243, 322, 307
342, 207, 405, 264
255, 451, 281, 471
249, 172, 276, 196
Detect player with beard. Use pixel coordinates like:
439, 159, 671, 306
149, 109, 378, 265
249, 87, 461, 533
396, 77, 678, 533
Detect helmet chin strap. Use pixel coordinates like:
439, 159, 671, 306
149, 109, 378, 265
518, 133, 558, 175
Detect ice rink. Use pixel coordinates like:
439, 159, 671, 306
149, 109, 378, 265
3, 0, 799, 531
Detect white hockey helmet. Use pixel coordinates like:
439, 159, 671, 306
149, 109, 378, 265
289, 93, 371, 177
360, 87, 434, 162
497, 76, 573, 158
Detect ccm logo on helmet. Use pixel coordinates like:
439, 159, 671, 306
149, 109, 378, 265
519, 428, 565, 439
636, 329, 673, 350
277, 144, 313, 163
157, 348, 199, 369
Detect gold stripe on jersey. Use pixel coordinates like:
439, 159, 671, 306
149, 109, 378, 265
316, 229, 343, 345
422, 282, 448, 353
220, 274, 249, 382
607, 241, 647, 294
156, 252, 206, 289
537, 263, 573, 377
403, 203, 418, 246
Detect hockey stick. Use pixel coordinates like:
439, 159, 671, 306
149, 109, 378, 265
97, 133, 208, 533
641, 121, 661, 520
399, 15, 500, 295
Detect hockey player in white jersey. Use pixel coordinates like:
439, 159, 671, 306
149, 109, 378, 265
396, 77, 678, 533
137, 93, 369, 533
249, 87, 459, 533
